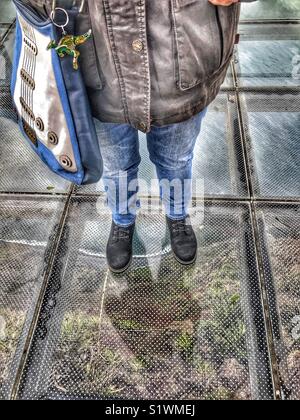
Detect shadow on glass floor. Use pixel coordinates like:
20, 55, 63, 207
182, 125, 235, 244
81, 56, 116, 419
18, 197, 273, 400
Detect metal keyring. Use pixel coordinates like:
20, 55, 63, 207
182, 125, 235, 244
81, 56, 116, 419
50, 8, 70, 34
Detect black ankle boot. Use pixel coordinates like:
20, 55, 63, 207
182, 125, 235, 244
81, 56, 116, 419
106, 221, 135, 273
167, 217, 197, 265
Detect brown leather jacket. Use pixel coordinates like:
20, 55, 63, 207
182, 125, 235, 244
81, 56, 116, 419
29, 0, 256, 132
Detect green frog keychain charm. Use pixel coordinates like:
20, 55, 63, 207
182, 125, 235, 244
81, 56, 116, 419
47, 7, 92, 70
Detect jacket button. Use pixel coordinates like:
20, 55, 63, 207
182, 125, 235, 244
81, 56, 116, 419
132, 39, 144, 53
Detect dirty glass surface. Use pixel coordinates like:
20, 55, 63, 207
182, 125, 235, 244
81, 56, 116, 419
255, 204, 300, 400
18, 199, 273, 400
0, 196, 65, 399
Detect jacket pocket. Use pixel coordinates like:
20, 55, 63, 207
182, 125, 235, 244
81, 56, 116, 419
171, 0, 238, 91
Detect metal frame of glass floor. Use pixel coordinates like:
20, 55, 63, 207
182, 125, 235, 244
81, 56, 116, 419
0, 1, 299, 400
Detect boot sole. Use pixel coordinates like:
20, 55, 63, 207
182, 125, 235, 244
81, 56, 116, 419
108, 256, 133, 274
172, 250, 197, 266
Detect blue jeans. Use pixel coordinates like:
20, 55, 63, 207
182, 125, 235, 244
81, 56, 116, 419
94, 109, 207, 226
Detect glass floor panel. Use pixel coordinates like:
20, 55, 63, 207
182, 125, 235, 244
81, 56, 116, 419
255, 204, 300, 400
0, 195, 66, 399
0, 0, 15, 24
241, 1, 300, 21
236, 39, 300, 89
18, 198, 273, 400
240, 92, 300, 199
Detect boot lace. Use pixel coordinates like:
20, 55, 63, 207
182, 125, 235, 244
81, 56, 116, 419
112, 226, 131, 241
172, 219, 192, 236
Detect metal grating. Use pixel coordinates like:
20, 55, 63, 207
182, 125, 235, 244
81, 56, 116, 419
17, 198, 273, 400
0, 195, 66, 399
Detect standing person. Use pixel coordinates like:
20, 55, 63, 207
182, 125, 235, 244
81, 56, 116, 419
29, 0, 257, 272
